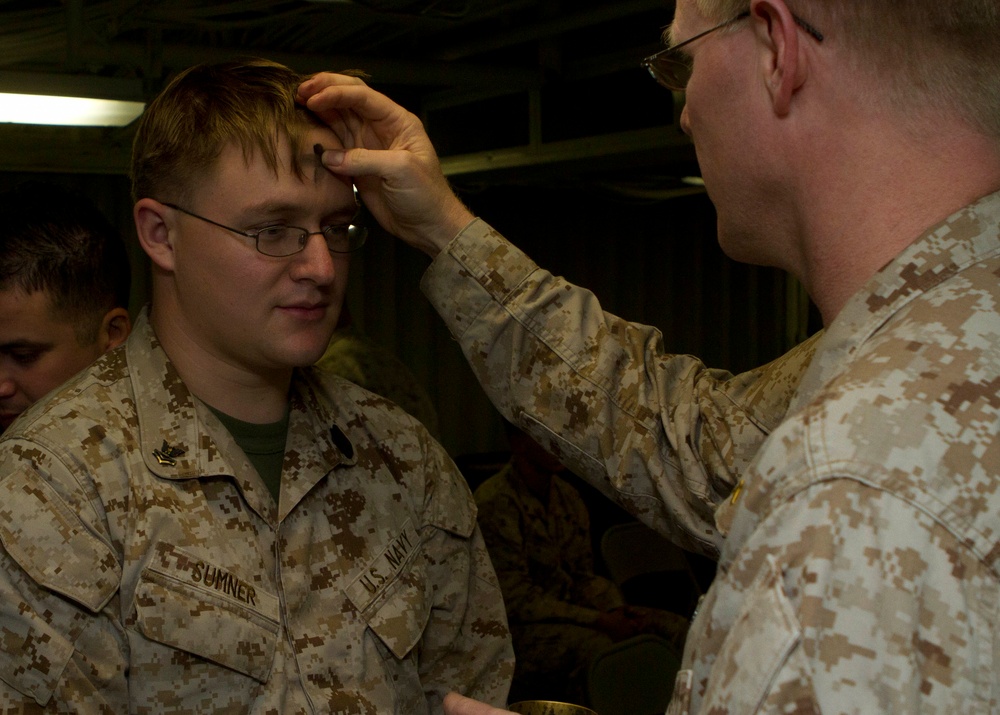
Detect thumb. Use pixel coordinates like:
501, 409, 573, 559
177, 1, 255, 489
443, 692, 505, 715
317, 145, 415, 192
316, 146, 362, 175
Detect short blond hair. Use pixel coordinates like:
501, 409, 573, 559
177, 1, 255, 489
688, 0, 1000, 139
130, 58, 322, 204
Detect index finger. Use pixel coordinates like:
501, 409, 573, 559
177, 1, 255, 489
297, 72, 402, 124
296, 71, 367, 104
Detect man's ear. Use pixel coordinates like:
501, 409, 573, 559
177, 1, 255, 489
751, 0, 807, 116
98, 307, 132, 352
134, 198, 176, 272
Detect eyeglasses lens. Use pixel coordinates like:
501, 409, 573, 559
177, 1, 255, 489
644, 48, 692, 92
322, 225, 368, 254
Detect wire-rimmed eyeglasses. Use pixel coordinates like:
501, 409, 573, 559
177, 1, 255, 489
642, 11, 824, 92
162, 202, 369, 257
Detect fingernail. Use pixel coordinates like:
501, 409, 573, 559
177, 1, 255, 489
324, 149, 345, 166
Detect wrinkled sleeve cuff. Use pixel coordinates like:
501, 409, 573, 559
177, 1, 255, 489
421, 218, 539, 338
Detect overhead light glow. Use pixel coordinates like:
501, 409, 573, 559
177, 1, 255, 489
0, 92, 145, 126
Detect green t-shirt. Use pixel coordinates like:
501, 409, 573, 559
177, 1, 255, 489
208, 406, 288, 502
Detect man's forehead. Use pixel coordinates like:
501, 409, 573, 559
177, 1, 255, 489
0, 287, 68, 336
196, 134, 355, 210
0, 285, 56, 311
223, 128, 344, 177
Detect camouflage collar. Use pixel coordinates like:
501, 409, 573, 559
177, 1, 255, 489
792, 189, 1000, 414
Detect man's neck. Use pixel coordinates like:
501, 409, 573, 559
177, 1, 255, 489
792, 115, 1000, 326
149, 304, 293, 424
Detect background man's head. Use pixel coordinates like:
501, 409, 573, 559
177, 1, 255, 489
0, 181, 132, 431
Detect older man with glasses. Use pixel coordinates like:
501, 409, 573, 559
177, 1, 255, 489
301, 0, 1000, 711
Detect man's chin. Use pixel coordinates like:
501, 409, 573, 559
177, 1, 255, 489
278, 344, 332, 371
297, 347, 330, 369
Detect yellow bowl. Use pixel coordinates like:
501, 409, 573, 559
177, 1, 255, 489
507, 701, 598, 715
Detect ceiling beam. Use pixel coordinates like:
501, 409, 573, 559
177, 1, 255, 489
440, 124, 691, 176
59, 42, 543, 91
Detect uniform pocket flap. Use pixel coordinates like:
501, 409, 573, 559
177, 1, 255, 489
0, 597, 75, 706
0, 468, 119, 612
134, 555, 279, 683
362, 566, 431, 660
702, 555, 802, 711
345, 522, 430, 660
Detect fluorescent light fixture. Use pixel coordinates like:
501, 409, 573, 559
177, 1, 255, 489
0, 93, 145, 126
0, 72, 145, 127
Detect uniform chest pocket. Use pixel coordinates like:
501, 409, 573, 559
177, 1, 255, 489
345, 519, 431, 659
700, 554, 812, 714
132, 545, 280, 683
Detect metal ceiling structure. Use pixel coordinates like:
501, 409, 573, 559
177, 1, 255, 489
0, 0, 699, 194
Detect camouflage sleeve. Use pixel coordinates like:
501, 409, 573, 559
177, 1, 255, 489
476, 492, 609, 626
0, 450, 127, 712
421, 219, 818, 557
416, 438, 515, 711
683, 478, 987, 713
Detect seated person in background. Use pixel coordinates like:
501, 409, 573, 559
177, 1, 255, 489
316, 303, 441, 437
0, 180, 132, 433
0, 59, 511, 713
475, 421, 688, 705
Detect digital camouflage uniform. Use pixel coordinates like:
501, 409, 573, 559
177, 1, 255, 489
475, 463, 625, 628
420, 190, 1000, 713
475, 464, 688, 702
0, 312, 513, 714
476, 463, 622, 698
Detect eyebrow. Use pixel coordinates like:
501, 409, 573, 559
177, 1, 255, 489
0, 339, 52, 352
663, 24, 678, 47
237, 200, 360, 225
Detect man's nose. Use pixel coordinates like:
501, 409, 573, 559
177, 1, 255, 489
0, 374, 18, 399
680, 102, 692, 137
291, 232, 337, 284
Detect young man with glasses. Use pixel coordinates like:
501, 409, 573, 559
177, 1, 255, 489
0, 59, 512, 713
298, 0, 1000, 711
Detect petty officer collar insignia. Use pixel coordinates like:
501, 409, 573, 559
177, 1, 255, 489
153, 440, 186, 466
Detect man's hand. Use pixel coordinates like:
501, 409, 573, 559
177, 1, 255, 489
594, 607, 643, 641
297, 73, 475, 257
443, 692, 514, 715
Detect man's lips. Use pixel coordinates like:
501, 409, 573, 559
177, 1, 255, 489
278, 301, 330, 319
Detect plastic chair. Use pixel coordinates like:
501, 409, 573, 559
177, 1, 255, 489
586, 634, 682, 715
